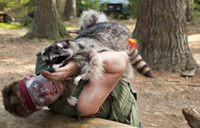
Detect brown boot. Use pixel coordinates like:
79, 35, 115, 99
182, 107, 200, 128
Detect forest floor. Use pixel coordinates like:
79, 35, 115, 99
0, 18, 200, 128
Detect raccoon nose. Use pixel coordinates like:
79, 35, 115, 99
48, 67, 55, 73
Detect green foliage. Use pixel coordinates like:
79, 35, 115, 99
128, 0, 140, 19
20, 15, 33, 27
193, 0, 200, 11
192, 0, 200, 22
1, 0, 34, 12
76, 0, 107, 16
0, 22, 21, 29
1, 0, 34, 27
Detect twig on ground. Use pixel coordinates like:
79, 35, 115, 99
187, 84, 200, 87
167, 79, 181, 82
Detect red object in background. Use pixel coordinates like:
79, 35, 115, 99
128, 39, 138, 49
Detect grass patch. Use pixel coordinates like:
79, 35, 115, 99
0, 23, 22, 29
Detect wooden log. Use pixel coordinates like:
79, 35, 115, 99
0, 102, 137, 128
182, 107, 200, 128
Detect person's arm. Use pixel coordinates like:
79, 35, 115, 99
100, 51, 128, 74
77, 51, 128, 116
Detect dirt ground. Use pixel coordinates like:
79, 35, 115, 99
0, 19, 200, 128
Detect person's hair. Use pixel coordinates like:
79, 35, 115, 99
1, 81, 31, 117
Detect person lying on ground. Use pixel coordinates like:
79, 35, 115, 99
2, 50, 143, 128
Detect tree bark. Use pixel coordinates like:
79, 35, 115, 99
0, 1, 2, 11
185, 0, 192, 22
25, 0, 70, 39
133, 0, 198, 72
63, 0, 77, 20
182, 107, 200, 128
56, 0, 66, 17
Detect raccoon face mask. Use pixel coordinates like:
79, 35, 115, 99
41, 40, 74, 72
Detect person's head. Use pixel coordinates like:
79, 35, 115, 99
1, 75, 64, 117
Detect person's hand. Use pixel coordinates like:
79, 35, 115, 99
42, 62, 80, 81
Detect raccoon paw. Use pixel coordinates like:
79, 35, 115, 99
74, 76, 82, 86
67, 96, 78, 106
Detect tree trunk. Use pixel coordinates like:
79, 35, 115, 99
25, 0, 70, 39
191, 0, 194, 11
63, 0, 77, 20
185, 0, 192, 22
133, 0, 198, 72
0, 1, 2, 11
56, 0, 66, 17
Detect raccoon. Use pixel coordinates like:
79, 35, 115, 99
42, 11, 153, 106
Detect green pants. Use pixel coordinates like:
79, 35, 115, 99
35, 52, 143, 128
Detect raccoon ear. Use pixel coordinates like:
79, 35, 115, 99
57, 43, 64, 49
64, 39, 71, 44
62, 40, 71, 48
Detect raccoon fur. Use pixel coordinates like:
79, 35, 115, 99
69, 10, 109, 34
79, 9, 109, 31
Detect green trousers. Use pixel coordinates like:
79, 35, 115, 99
35, 52, 143, 128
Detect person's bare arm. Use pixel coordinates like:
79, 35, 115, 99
100, 51, 128, 74
77, 51, 128, 116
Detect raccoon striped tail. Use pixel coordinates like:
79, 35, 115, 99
129, 49, 154, 78
79, 9, 109, 30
